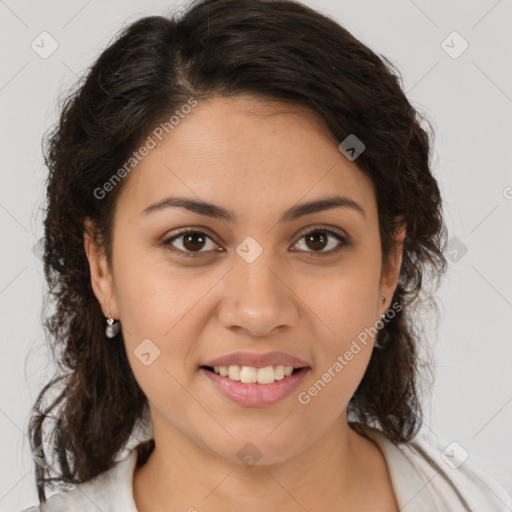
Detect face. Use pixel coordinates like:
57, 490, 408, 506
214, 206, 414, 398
85, 95, 404, 466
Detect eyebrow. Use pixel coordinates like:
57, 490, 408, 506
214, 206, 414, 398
140, 194, 366, 222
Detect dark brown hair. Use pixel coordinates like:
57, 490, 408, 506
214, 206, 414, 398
28, 0, 447, 503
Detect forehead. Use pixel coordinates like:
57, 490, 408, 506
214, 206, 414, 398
116, 95, 377, 225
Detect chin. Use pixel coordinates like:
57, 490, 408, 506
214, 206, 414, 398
203, 427, 310, 468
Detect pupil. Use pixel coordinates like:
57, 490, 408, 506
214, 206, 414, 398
183, 232, 205, 252
306, 231, 327, 251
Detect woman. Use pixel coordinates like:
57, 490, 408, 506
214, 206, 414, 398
21, 0, 512, 510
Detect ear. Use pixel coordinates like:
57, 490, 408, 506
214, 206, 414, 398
83, 217, 119, 318
379, 217, 406, 311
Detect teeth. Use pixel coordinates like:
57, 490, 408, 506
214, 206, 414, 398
274, 365, 285, 380
228, 365, 241, 381
240, 366, 258, 383
211, 365, 297, 384
257, 366, 275, 384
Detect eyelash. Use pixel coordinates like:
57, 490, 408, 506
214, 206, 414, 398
160, 227, 350, 258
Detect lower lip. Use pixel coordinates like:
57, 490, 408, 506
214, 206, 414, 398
199, 367, 310, 407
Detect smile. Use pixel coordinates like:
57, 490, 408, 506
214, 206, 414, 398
199, 365, 310, 407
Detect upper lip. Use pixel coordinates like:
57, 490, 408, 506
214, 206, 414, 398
201, 351, 310, 369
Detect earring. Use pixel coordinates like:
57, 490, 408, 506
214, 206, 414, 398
379, 297, 386, 324
105, 309, 120, 338
374, 297, 387, 349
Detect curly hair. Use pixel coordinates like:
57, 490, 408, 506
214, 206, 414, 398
28, 0, 447, 503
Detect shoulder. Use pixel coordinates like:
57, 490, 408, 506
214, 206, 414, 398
407, 433, 512, 508
20, 447, 140, 512
363, 424, 512, 511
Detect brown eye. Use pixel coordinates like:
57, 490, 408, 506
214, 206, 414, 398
181, 232, 207, 252
162, 230, 219, 257
292, 229, 348, 255
305, 231, 328, 251
161, 227, 349, 259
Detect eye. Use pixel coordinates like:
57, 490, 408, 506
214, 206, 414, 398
161, 229, 220, 257
291, 228, 349, 256
161, 227, 349, 258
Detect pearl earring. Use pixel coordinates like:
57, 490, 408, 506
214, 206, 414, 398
105, 309, 120, 338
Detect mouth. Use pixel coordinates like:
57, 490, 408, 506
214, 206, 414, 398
199, 365, 310, 407
200, 364, 304, 384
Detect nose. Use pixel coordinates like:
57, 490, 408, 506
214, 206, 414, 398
216, 256, 300, 337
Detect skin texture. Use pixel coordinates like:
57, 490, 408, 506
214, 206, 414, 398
84, 95, 405, 511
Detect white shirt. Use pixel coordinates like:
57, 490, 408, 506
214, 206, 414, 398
21, 426, 512, 511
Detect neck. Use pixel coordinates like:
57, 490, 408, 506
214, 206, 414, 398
133, 412, 385, 512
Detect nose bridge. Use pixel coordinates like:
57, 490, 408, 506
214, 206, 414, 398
217, 244, 299, 336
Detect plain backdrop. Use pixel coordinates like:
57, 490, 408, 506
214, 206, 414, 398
1, 0, 511, 510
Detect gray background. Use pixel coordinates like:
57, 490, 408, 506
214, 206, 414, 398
1, 0, 511, 510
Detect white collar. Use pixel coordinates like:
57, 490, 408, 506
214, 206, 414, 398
41, 425, 512, 511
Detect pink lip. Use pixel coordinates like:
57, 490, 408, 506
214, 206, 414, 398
201, 350, 310, 369
199, 367, 310, 407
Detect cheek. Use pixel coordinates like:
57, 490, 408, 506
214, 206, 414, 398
110, 242, 197, 388
112, 242, 236, 402
296, 247, 381, 404
112, 237, 198, 335
308, 250, 382, 343
296, 280, 377, 426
